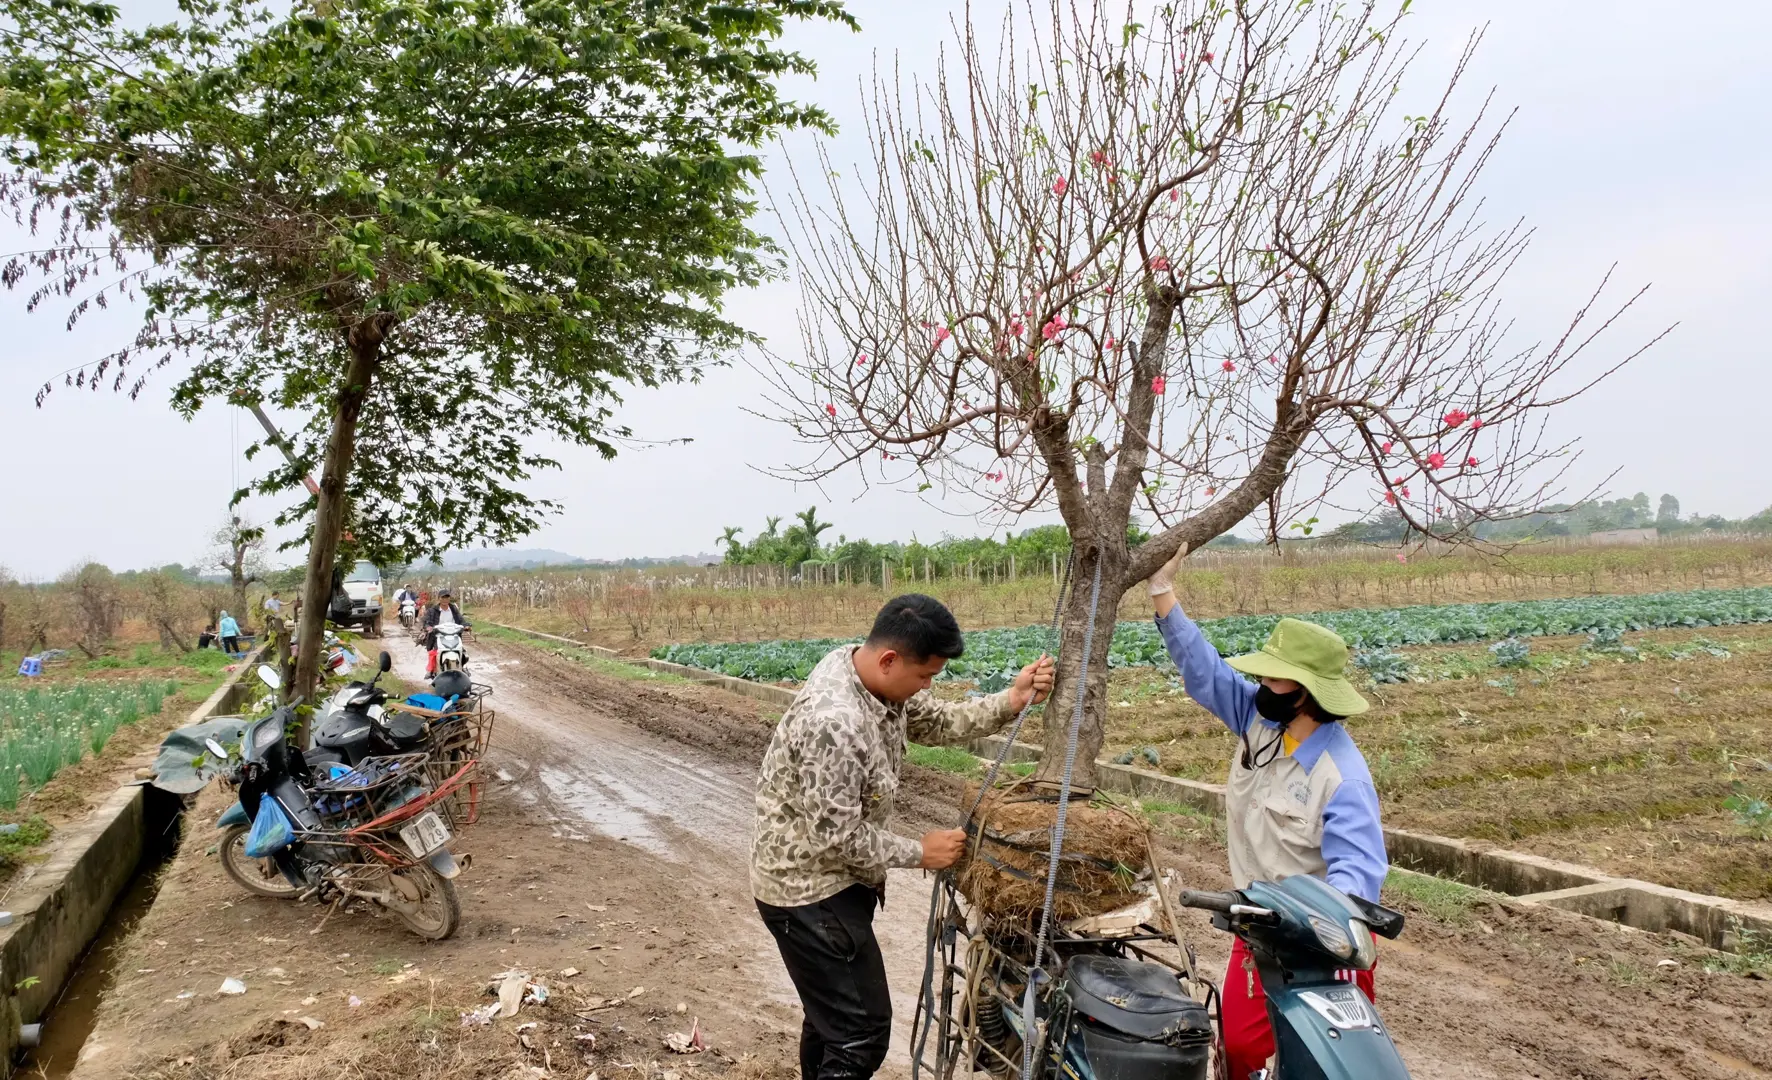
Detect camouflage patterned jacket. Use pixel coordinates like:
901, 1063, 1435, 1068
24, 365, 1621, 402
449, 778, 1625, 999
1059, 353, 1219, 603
750, 645, 1018, 907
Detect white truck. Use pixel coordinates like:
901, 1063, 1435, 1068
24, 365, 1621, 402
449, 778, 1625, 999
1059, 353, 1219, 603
328, 560, 385, 636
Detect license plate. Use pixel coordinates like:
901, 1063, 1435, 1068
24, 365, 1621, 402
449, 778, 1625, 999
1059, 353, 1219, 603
399, 811, 451, 859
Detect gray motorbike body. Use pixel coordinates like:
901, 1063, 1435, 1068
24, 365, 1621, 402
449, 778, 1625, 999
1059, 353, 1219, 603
1266, 977, 1409, 1080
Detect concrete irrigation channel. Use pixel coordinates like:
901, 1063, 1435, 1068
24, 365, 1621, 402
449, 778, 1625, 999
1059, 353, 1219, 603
0, 655, 260, 1072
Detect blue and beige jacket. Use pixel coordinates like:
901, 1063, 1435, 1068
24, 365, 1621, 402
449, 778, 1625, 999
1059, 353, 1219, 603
1156, 606, 1388, 902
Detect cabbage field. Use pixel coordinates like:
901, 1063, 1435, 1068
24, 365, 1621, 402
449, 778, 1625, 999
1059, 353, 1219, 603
0, 679, 179, 808
651, 584, 1772, 687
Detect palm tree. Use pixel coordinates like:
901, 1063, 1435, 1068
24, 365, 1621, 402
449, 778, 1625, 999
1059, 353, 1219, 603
762, 515, 783, 539
718, 525, 744, 548
794, 506, 834, 555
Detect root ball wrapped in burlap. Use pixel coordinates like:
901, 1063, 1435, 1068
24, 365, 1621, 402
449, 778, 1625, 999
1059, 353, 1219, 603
955, 782, 1150, 925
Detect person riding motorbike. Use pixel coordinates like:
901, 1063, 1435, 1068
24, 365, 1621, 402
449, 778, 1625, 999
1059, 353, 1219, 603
423, 588, 470, 675
1146, 543, 1388, 1080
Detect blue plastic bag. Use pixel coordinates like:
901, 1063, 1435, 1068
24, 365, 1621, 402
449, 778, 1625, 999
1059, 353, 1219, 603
244, 792, 297, 858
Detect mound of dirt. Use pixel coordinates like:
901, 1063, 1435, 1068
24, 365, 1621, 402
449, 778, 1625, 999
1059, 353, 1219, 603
956, 783, 1150, 924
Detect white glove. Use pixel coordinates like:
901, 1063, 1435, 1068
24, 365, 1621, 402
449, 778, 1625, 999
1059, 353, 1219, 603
1146, 542, 1190, 596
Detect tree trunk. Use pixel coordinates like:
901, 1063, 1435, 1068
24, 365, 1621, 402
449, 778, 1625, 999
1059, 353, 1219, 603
1034, 542, 1129, 791
292, 338, 380, 734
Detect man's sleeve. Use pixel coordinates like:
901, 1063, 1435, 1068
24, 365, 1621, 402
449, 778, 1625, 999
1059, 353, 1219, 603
1321, 780, 1388, 903
903, 689, 1017, 746
792, 715, 925, 874
1155, 607, 1258, 735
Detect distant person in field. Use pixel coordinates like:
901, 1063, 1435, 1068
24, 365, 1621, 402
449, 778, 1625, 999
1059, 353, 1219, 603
217, 611, 241, 655
262, 591, 283, 620
197, 621, 218, 651
1146, 544, 1388, 1080
751, 594, 1055, 1080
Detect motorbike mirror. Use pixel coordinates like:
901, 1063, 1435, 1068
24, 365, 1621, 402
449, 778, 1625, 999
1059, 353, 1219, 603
203, 737, 229, 761
379, 650, 393, 673
257, 664, 282, 690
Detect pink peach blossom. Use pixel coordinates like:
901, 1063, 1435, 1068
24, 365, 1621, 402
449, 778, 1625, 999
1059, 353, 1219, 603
1426, 451, 1446, 470
1221, 359, 1235, 373
1152, 375, 1166, 395
1052, 178, 1068, 196
1443, 408, 1469, 428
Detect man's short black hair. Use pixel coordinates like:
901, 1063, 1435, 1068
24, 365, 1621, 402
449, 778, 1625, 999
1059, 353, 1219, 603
867, 594, 965, 662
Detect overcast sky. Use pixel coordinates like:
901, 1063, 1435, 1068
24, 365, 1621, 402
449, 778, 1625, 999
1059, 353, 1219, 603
1, 0, 1766, 580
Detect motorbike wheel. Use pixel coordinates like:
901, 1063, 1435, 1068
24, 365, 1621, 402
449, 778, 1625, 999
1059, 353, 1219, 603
218, 825, 303, 899
388, 863, 461, 940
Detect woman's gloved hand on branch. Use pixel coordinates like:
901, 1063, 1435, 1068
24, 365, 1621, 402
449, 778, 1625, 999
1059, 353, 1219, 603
1147, 543, 1190, 616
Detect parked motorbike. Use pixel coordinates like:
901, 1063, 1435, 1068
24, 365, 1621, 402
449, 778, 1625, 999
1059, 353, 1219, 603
1177, 875, 1409, 1080
210, 667, 468, 940
304, 651, 488, 824
970, 874, 1406, 1080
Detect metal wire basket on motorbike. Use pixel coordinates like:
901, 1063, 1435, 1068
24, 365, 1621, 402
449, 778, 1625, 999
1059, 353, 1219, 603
307, 752, 475, 870
384, 696, 492, 824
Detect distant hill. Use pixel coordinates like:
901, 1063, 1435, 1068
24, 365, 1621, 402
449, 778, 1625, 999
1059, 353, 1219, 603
438, 548, 589, 570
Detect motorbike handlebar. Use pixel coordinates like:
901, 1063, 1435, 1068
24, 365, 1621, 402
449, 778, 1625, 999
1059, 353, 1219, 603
1177, 889, 1237, 913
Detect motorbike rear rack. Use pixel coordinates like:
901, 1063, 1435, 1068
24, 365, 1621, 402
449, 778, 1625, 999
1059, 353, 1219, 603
911, 873, 1218, 1080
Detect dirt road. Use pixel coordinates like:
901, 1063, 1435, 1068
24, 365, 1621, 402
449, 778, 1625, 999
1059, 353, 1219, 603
461, 637, 1772, 1080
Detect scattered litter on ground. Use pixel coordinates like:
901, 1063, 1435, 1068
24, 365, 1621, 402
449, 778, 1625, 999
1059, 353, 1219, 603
347, 994, 363, 1008
664, 1019, 706, 1054
495, 970, 529, 1018
460, 1004, 500, 1028
217, 978, 246, 996
561, 967, 581, 978
282, 1016, 324, 1031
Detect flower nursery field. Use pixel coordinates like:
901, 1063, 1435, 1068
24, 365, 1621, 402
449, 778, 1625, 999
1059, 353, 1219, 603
0, 645, 238, 884
653, 583, 1772, 689
1024, 623, 1772, 902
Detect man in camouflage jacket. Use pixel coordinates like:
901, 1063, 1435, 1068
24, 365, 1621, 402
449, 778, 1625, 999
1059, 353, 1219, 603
753, 594, 1054, 1080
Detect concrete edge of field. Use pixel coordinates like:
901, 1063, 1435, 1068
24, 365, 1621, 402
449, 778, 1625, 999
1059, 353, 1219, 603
0, 650, 261, 1066
490, 622, 1772, 951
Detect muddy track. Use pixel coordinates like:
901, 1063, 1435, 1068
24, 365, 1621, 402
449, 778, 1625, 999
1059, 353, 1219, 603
488, 638, 1772, 1080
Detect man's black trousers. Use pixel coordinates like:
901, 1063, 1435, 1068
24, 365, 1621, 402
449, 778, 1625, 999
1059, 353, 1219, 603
757, 883, 892, 1080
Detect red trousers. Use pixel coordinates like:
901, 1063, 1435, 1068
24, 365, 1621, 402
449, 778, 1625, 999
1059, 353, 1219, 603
1221, 937, 1377, 1080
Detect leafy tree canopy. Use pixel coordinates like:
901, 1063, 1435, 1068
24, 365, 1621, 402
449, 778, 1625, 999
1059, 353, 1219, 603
0, 0, 854, 564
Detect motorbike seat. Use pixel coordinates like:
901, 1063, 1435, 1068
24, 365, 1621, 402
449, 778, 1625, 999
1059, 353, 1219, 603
314, 717, 375, 750
1066, 955, 1211, 1043
385, 711, 428, 745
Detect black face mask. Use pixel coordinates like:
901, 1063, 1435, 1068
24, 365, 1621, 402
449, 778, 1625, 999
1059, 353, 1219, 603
1254, 684, 1305, 725
1243, 685, 1306, 771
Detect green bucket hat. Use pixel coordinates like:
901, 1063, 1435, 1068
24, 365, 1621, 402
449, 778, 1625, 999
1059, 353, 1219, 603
1225, 617, 1370, 717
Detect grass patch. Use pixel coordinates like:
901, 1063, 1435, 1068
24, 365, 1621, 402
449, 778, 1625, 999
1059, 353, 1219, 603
0, 816, 52, 869
372, 958, 405, 976
907, 743, 983, 777
1382, 868, 1499, 926
1703, 924, 1772, 978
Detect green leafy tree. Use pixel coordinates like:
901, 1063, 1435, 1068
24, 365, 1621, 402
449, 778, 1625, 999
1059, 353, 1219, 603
1657, 494, 1681, 529
0, 0, 852, 703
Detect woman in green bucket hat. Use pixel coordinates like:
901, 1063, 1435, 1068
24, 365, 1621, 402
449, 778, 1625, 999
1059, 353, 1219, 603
1146, 544, 1387, 1080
